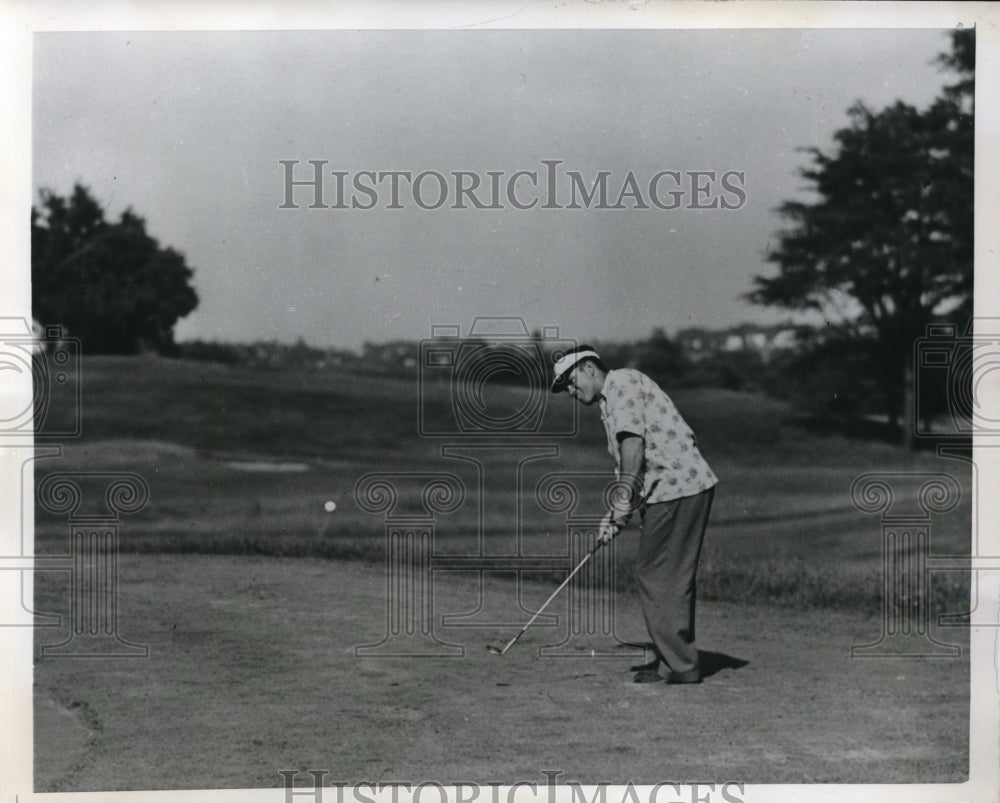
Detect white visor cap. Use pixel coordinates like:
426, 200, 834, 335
551, 349, 601, 393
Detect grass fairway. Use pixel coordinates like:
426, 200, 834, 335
32, 356, 973, 789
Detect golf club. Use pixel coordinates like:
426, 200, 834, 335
486, 529, 617, 656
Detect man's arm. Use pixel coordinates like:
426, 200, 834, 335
599, 433, 644, 541
615, 433, 644, 526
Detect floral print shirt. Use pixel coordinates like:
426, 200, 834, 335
599, 368, 718, 503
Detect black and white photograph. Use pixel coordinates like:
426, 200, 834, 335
2, 2, 998, 801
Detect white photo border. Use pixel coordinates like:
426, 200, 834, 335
2, 2, 997, 802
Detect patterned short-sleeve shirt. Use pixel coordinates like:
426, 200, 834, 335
599, 368, 718, 503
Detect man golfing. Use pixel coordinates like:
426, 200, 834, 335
551, 345, 718, 685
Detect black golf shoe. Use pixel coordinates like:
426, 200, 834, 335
664, 668, 702, 685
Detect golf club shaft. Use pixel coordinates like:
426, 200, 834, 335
500, 535, 613, 654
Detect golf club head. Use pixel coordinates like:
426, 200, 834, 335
485, 644, 504, 655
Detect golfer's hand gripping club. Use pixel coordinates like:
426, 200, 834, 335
598, 511, 620, 543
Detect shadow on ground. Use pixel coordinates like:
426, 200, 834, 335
622, 643, 750, 679
698, 649, 750, 678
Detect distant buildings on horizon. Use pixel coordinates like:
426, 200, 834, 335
177, 321, 803, 372
674, 323, 800, 363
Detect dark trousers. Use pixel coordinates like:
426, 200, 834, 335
637, 488, 715, 676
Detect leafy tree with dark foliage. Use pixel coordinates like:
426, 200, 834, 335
748, 30, 973, 447
32, 184, 199, 355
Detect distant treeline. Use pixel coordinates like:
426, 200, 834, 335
173, 324, 807, 402
175, 324, 797, 393
177, 319, 967, 441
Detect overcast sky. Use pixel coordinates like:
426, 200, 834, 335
33, 27, 958, 350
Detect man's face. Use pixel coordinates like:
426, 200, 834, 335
564, 362, 601, 405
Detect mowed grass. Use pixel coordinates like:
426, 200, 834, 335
34, 355, 973, 613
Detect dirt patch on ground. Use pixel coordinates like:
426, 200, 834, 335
34, 554, 969, 791
33, 693, 94, 788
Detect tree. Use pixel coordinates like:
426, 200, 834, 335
748, 30, 973, 447
32, 184, 199, 355
635, 327, 690, 384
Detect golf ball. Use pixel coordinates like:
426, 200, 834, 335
324, 500, 337, 513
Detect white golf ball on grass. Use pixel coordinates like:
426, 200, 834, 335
324, 500, 337, 513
